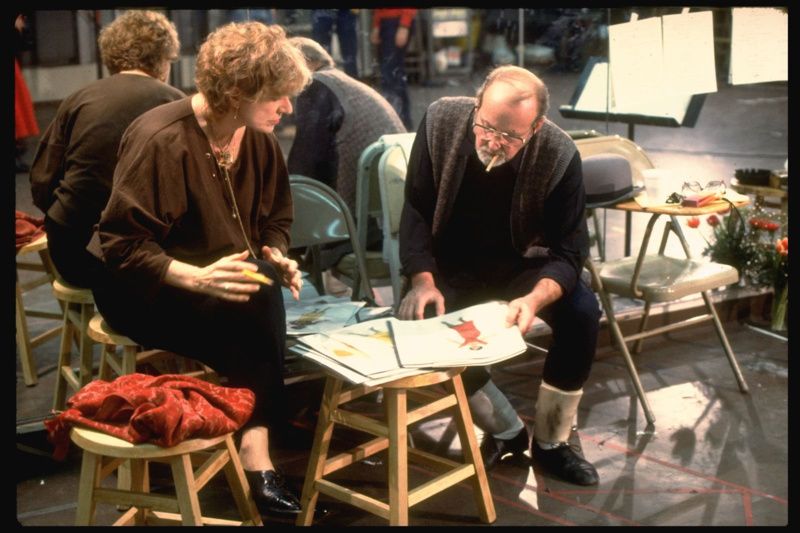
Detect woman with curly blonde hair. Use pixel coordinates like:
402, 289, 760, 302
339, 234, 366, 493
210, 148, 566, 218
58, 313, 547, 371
30, 9, 183, 289
89, 22, 312, 516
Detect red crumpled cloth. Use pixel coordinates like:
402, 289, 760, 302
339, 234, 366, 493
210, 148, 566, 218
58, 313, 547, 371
44, 373, 255, 461
15, 210, 46, 253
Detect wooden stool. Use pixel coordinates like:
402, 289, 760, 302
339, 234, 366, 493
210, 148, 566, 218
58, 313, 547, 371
52, 279, 96, 410
16, 235, 62, 386
87, 315, 218, 384
296, 367, 496, 526
71, 427, 262, 526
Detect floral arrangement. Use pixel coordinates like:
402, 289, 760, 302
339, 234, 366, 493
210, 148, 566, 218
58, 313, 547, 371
688, 204, 788, 331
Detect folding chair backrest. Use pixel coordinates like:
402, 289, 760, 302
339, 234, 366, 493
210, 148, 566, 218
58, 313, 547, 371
354, 133, 416, 250
289, 175, 373, 301
377, 143, 411, 305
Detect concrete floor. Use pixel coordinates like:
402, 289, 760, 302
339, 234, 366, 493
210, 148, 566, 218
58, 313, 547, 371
15, 66, 788, 526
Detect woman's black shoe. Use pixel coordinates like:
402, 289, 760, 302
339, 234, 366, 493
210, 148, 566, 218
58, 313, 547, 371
244, 469, 302, 515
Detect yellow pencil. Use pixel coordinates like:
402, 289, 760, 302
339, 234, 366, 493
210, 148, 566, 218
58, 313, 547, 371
242, 269, 274, 285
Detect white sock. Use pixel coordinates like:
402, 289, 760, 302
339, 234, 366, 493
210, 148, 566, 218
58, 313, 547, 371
468, 380, 524, 440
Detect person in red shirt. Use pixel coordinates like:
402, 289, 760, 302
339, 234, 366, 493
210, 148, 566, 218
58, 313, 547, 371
370, 9, 417, 130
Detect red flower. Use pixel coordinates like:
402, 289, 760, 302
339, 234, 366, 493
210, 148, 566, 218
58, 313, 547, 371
687, 217, 700, 228
749, 218, 763, 229
764, 221, 780, 232
707, 214, 720, 227
776, 237, 788, 256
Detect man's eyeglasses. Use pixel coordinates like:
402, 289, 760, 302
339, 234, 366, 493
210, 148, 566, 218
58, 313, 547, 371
681, 180, 726, 196
472, 109, 533, 148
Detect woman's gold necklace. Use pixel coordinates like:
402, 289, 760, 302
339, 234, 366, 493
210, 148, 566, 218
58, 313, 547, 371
209, 122, 235, 168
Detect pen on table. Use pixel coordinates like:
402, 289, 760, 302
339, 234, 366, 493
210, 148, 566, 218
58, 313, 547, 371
242, 269, 274, 285
485, 154, 500, 172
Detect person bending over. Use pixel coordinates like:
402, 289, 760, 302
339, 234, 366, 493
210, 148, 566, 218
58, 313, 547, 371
398, 65, 601, 486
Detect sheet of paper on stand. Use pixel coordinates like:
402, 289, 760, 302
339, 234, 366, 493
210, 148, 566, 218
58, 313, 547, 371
284, 295, 365, 336
389, 301, 527, 368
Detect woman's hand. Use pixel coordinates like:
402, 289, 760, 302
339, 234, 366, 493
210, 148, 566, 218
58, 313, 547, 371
262, 245, 303, 300
397, 272, 444, 320
165, 250, 260, 302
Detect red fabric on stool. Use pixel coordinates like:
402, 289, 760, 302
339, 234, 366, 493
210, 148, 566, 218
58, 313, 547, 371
15, 210, 45, 253
44, 373, 256, 461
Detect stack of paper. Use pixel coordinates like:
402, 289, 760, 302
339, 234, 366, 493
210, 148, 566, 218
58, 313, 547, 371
290, 301, 527, 385
389, 301, 527, 368
285, 296, 366, 336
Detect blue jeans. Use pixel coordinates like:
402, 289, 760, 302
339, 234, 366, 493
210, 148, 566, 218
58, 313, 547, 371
312, 9, 359, 79
431, 264, 601, 395
378, 17, 413, 130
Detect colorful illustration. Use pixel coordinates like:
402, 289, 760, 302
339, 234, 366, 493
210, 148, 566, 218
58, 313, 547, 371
444, 318, 487, 350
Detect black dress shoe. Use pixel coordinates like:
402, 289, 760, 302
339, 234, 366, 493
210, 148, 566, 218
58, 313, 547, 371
479, 426, 529, 470
244, 469, 302, 515
530, 441, 599, 486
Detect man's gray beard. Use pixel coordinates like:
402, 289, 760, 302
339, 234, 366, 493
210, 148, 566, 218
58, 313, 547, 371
476, 147, 506, 167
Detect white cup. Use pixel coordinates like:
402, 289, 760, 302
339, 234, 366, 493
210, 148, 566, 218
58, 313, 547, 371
642, 168, 675, 205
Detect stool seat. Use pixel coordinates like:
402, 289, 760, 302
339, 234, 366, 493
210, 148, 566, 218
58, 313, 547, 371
87, 314, 137, 347
52, 279, 95, 305
71, 427, 228, 459
71, 427, 262, 526
297, 367, 495, 526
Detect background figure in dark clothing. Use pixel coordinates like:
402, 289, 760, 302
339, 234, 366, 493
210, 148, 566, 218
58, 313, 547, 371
370, 9, 417, 130
287, 37, 405, 281
28, 10, 183, 289
398, 66, 601, 487
311, 9, 359, 79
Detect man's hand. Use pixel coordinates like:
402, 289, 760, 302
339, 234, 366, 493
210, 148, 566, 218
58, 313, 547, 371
505, 294, 538, 336
262, 245, 303, 300
505, 278, 563, 335
397, 272, 444, 320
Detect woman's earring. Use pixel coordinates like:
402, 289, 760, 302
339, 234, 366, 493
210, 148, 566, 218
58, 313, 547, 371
234, 107, 239, 121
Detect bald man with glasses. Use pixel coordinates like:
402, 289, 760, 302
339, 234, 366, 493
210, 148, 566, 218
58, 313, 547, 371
398, 66, 601, 486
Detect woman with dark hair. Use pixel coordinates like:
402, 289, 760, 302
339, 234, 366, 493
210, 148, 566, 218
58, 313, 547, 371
89, 22, 312, 516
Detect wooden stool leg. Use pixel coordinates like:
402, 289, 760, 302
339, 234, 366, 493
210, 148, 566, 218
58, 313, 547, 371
170, 454, 204, 525
15, 281, 38, 386
74, 450, 102, 525
98, 344, 114, 381
53, 306, 75, 411
130, 459, 149, 525
122, 345, 138, 375
78, 304, 94, 387
447, 374, 496, 523
221, 435, 263, 526
386, 388, 409, 526
296, 377, 343, 526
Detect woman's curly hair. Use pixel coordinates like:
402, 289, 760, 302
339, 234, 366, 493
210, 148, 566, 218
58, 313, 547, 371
98, 10, 179, 79
195, 22, 311, 115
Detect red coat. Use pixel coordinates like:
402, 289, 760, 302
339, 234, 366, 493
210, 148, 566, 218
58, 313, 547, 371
45, 373, 255, 460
